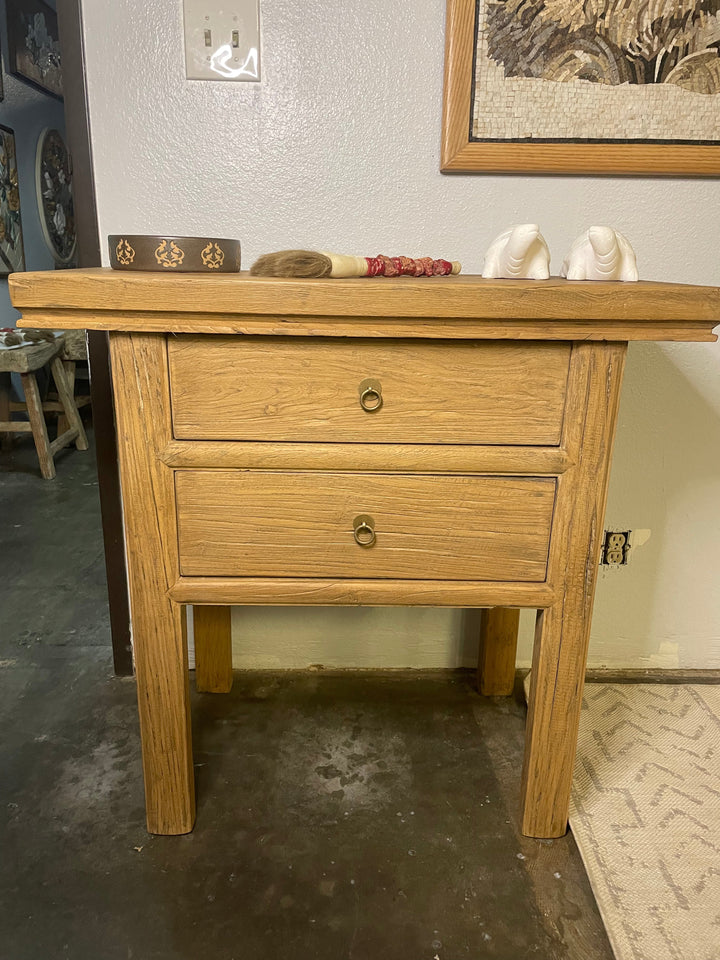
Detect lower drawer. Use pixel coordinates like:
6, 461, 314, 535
175, 471, 555, 581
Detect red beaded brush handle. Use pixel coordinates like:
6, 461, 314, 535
249, 249, 462, 279
364, 255, 459, 277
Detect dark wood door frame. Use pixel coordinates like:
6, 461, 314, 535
57, 0, 133, 675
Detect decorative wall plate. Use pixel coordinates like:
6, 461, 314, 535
108, 235, 242, 272
0, 124, 26, 277
35, 128, 76, 264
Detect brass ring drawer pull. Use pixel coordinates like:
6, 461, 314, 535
353, 514, 376, 548
358, 378, 383, 412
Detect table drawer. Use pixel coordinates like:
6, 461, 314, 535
175, 471, 555, 581
168, 337, 570, 445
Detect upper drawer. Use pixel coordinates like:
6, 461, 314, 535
167, 336, 570, 445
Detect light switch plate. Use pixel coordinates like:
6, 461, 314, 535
183, 0, 260, 82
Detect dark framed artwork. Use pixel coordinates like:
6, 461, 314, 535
442, 0, 720, 175
0, 125, 26, 276
36, 128, 76, 263
6, 0, 63, 100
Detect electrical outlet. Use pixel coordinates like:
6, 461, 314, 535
183, 1, 260, 82
602, 530, 630, 565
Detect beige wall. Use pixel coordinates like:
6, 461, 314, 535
82, 0, 720, 669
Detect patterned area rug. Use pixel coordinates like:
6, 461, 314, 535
570, 684, 720, 960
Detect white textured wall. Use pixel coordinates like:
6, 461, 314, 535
82, 0, 720, 669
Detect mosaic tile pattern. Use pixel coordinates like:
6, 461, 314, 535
472, 0, 720, 141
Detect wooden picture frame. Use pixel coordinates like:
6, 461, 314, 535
441, 0, 720, 176
6, 0, 63, 100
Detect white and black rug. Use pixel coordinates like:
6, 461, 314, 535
570, 684, 720, 960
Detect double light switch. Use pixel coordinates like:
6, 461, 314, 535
183, 0, 261, 81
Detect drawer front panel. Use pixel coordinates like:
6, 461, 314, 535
175, 471, 555, 581
168, 337, 570, 445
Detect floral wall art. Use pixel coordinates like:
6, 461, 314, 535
6, 0, 63, 100
0, 125, 25, 277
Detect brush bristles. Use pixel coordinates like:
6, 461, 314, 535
249, 250, 333, 278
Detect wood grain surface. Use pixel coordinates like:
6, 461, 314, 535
161, 439, 571, 474
477, 607, 521, 695
50, 356, 88, 451
169, 577, 558, 608
21, 372, 55, 479
10, 266, 710, 842
0, 379, 12, 452
8, 270, 720, 340
521, 341, 627, 838
15, 311, 717, 341
0, 338, 60, 373
193, 605, 233, 693
175, 471, 556, 582
168, 337, 570, 445
109, 333, 195, 835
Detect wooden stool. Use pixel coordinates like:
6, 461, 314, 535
44, 329, 91, 436
0, 338, 89, 479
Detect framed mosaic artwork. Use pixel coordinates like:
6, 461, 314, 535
442, 0, 720, 174
0, 125, 26, 277
35, 128, 76, 264
6, 0, 63, 100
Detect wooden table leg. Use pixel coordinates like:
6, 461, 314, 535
50, 357, 88, 450
110, 333, 195, 834
477, 607, 520, 695
0, 373, 13, 451
56, 359, 77, 438
132, 598, 195, 834
21, 372, 55, 479
521, 604, 588, 838
194, 605, 233, 693
520, 342, 626, 839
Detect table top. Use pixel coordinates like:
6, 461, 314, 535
9, 268, 720, 341
0, 335, 62, 373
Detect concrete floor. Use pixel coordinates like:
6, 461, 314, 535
0, 432, 614, 960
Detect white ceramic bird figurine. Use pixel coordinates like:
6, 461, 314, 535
560, 226, 639, 282
482, 224, 550, 280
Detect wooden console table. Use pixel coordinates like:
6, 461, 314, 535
10, 269, 718, 838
